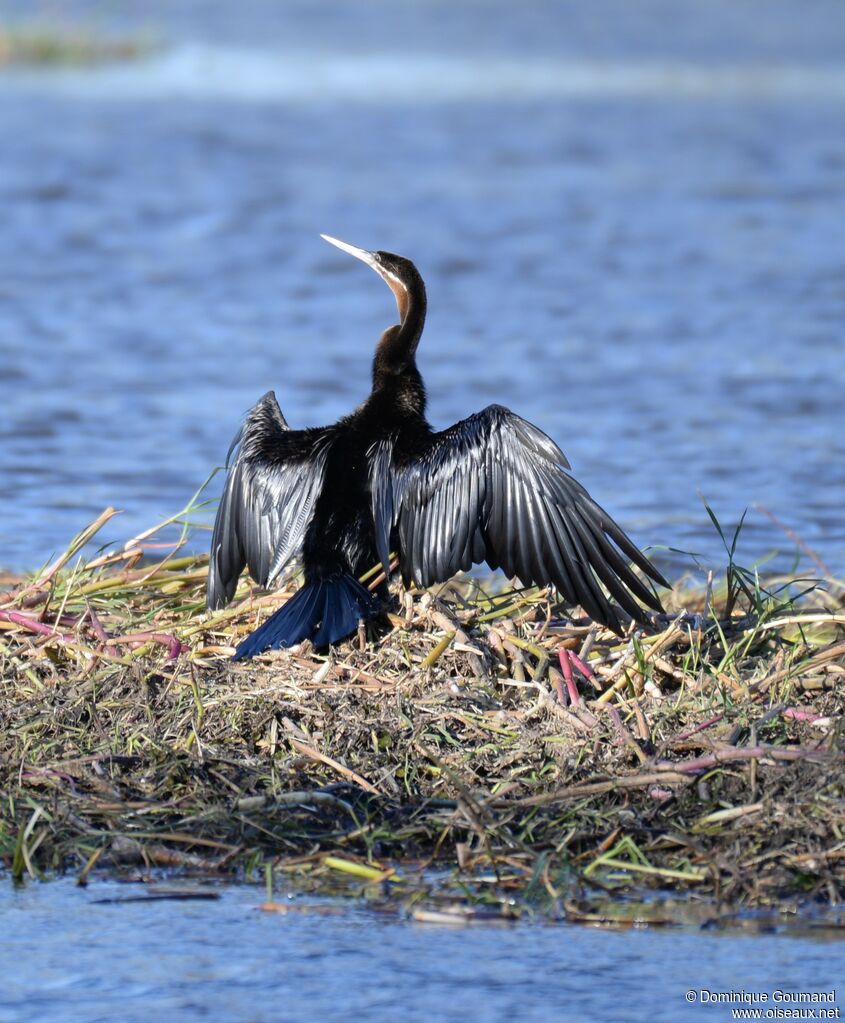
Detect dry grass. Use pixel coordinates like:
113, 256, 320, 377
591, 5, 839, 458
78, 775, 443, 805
1, 504, 844, 924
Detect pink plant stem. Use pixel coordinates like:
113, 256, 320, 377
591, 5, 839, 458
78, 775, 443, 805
659, 745, 832, 774
85, 601, 110, 644
557, 648, 580, 705
0, 609, 76, 644
782, 707, 823, 723
671, 713, 725, 743
568, 651, 595, 679
110, 631, 183, 659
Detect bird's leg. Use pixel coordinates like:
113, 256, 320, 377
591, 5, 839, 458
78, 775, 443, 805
357, 618, 366, 651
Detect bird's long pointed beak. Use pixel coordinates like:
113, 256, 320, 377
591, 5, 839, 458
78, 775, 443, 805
320, 234, 379, 270
321, 233, 411, 326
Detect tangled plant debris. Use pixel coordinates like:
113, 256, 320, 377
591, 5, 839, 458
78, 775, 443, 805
1, 502, 843, 928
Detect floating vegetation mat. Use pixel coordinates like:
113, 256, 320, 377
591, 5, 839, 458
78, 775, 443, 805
1, 506, 844, 927
0, 23, 152, 66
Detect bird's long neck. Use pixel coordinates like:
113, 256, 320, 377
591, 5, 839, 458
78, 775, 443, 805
371, 268, 427, 402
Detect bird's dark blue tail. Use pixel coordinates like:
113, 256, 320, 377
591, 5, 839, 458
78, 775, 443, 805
233, 576, 380, 660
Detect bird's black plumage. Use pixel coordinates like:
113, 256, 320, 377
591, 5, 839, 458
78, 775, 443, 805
208, 235, 669, 657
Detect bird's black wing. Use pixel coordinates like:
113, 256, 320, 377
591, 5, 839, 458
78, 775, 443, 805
370, 404, 668, 632
207, 391, 333, 609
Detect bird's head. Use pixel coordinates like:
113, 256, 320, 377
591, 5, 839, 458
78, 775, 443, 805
321, 234, 425, 341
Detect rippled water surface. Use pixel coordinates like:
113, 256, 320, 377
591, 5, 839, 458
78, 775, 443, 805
0, 877, 842, 1023
1, 1, 844, 577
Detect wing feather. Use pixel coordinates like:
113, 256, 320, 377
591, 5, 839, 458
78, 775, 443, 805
207, 391, 332, 609
551, 502, 619, 628
462, 466, 481, 570
370, 404, 665, 632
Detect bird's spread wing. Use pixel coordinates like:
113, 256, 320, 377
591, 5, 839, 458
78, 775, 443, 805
207, 391, 332, 609
370, 404, 667, 632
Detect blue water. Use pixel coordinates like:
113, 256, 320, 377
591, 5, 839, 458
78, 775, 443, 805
1, 1, 844, 579
0, 877, 841, 1023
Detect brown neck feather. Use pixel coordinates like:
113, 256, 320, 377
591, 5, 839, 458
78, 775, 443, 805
372, 265, 427, 385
